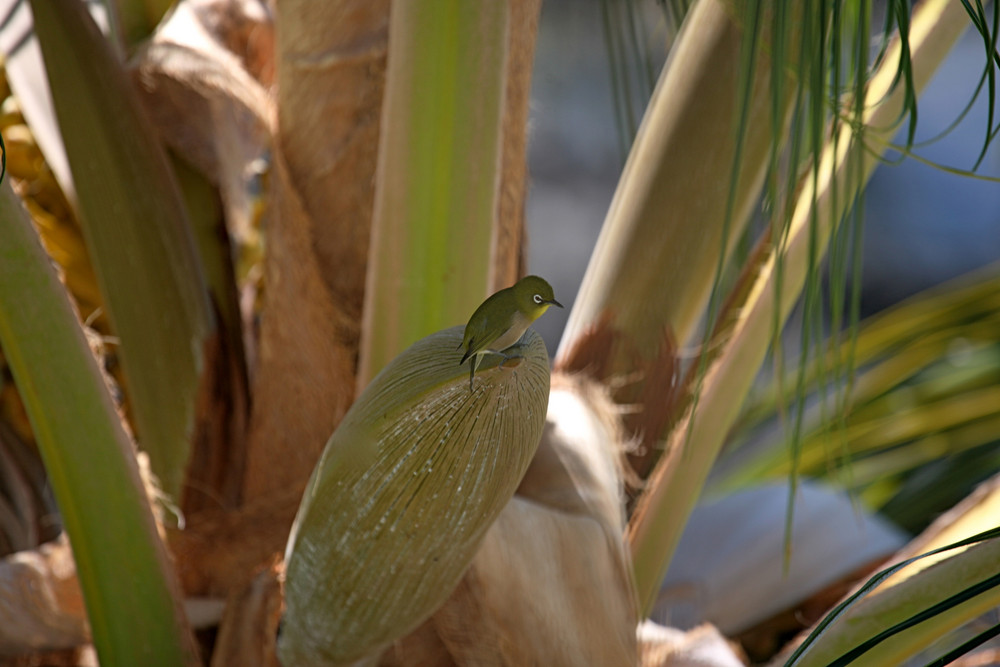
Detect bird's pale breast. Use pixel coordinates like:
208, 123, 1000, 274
484, 310, 532, 353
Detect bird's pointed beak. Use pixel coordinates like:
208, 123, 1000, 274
549, 298, 563, 308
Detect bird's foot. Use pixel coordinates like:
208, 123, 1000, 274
497, 344, 527, 370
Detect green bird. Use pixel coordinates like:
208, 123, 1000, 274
459, 275, 563, 392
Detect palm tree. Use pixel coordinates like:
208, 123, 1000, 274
0, 0, 997, 664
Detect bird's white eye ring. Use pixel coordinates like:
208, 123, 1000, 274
533, 294, 543, 304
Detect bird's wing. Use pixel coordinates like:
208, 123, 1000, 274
460, 337, 479, 365
459, 290, 513, 363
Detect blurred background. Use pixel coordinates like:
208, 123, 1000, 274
526, 0, 1000, 351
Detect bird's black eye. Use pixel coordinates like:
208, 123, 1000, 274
533, 294, 543, 304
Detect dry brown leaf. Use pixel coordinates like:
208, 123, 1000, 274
181, 0, 275, 86
0, 535, 88, 655
638, 621, 745, 667
241, 147, 358, 501
211, 558, 283, 667
489, 0, 541, 291
132, 0, 273, 252
0, 646, 98, 667
274, 0, 388, 324
241, 0, 391, 503
170, 486, 300, 598
432, 496, 637, 666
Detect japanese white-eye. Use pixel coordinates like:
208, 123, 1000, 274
459, 275, 563, 391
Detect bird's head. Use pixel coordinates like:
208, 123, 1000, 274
513, 275, 563, 321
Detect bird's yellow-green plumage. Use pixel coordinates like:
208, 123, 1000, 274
459, 275, 563, 391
